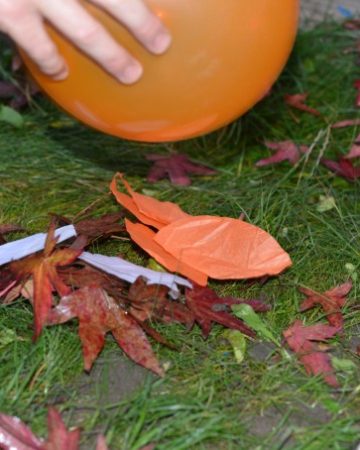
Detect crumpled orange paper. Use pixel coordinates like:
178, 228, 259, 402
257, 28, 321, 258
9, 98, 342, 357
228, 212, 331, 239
110, 173, 292, 286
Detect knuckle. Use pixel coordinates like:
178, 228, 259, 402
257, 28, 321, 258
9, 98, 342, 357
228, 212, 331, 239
0, 1, 25, 28
137, 17, 163, 40
102, 54, 130, 72
73, 23, 103, 44
0, 0, 22, 17
36, 42, 58, 61
92, 0, 119, 7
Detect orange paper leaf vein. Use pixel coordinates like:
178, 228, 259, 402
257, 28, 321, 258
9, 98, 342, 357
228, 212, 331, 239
111, 173, 292, 284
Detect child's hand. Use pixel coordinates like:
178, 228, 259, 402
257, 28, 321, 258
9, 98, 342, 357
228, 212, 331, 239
0, 0, 171, 84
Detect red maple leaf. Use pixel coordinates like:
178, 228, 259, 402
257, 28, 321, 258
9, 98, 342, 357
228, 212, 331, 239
58, 263, 127, 301
146, 153, 217, 186
299, 350, 338, 388
344, 19, 360, 30
354, 79, 360, 107
0, 268, 17, 297
331, 119, 360, 128
0, 78, 40, 110
255, 140, 309, 167
320, 157, 360, 181
299, 282, 352, 330
0, 223, 24, 244
9, 222, 82, 339
43, 408, 80, 450
284, 93, 321, 117
185, 285, 268, 338
283, 320, 339, 387
345, 133, 360, 159
48, 285, 164, 376
128, 277, 193, 328
0, 407, 107, 450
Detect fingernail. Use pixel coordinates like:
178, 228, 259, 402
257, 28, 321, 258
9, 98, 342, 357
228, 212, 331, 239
52, 66, 69, 81
151, 32, 172, 54
118, 62, 143, 84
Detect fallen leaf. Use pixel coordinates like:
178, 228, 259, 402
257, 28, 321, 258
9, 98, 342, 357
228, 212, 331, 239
283, 320, 339, 353
321, 157, 360, 181
316, 195, 337, 213
138, 445, 156, 450
299, 350, 339, 387
128, 277, 193, 328
44, 408, 80, 450
284, 93, 321, 117
58, 263, 127, 301
299, 281, 352, 330
345, 133, 360, 159
0, 407, 107, 450
0, 268, 17, 297
48, 285, 164, 375
354, 79, 360, 107
0, 327, 24, 349
185, 285, 256, 338
331, 356, 357, 373
344, 18, 360, 30
0, 76, 40, 111
96, 435, 109, 450
255, 140, 309, 167
232, 304, 280, 346
0, 81, 19, 98
74, 213, 125, 243
146, 153, 217, 186
222, 330, 247, 364
9, 222, 82, 339
1, 279, 33, 304
0, 223, 23, 236
283, 320, 339, 387
345, 263, 358, 282
331, 119, 360, 128
0, 105, 23, 127
0, 411, 44, 449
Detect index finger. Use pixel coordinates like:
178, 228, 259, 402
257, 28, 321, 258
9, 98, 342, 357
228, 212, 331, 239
90, 0, 172, 54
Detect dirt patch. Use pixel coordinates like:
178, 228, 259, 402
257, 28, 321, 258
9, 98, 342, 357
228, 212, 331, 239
248, 402, 332, 448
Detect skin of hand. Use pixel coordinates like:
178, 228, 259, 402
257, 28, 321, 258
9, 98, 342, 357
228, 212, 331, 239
0, 0, 172, 84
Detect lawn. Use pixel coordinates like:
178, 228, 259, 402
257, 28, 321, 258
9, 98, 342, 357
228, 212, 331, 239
0, 21, 359, 450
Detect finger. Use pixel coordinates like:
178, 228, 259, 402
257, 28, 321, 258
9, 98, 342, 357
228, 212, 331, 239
0, 7, 68, 79
91, 0, 172, 54
36, 0, 143, 84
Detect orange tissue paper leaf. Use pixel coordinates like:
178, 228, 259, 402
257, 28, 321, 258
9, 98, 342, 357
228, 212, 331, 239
154, 216, 292, 280
110, 172, 189, 229
125, 220, 208, 286
111, 175, 292, 282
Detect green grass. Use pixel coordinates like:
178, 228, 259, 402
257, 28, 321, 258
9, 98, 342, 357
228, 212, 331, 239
0, 23, 360, 450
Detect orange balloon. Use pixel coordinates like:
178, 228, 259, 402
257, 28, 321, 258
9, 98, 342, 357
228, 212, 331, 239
23, 0, 299, 142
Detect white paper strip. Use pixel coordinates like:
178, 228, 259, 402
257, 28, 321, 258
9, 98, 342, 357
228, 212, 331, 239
79, 251, 191, 297
0, 226, 191, 297
0, 225, 77, 266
